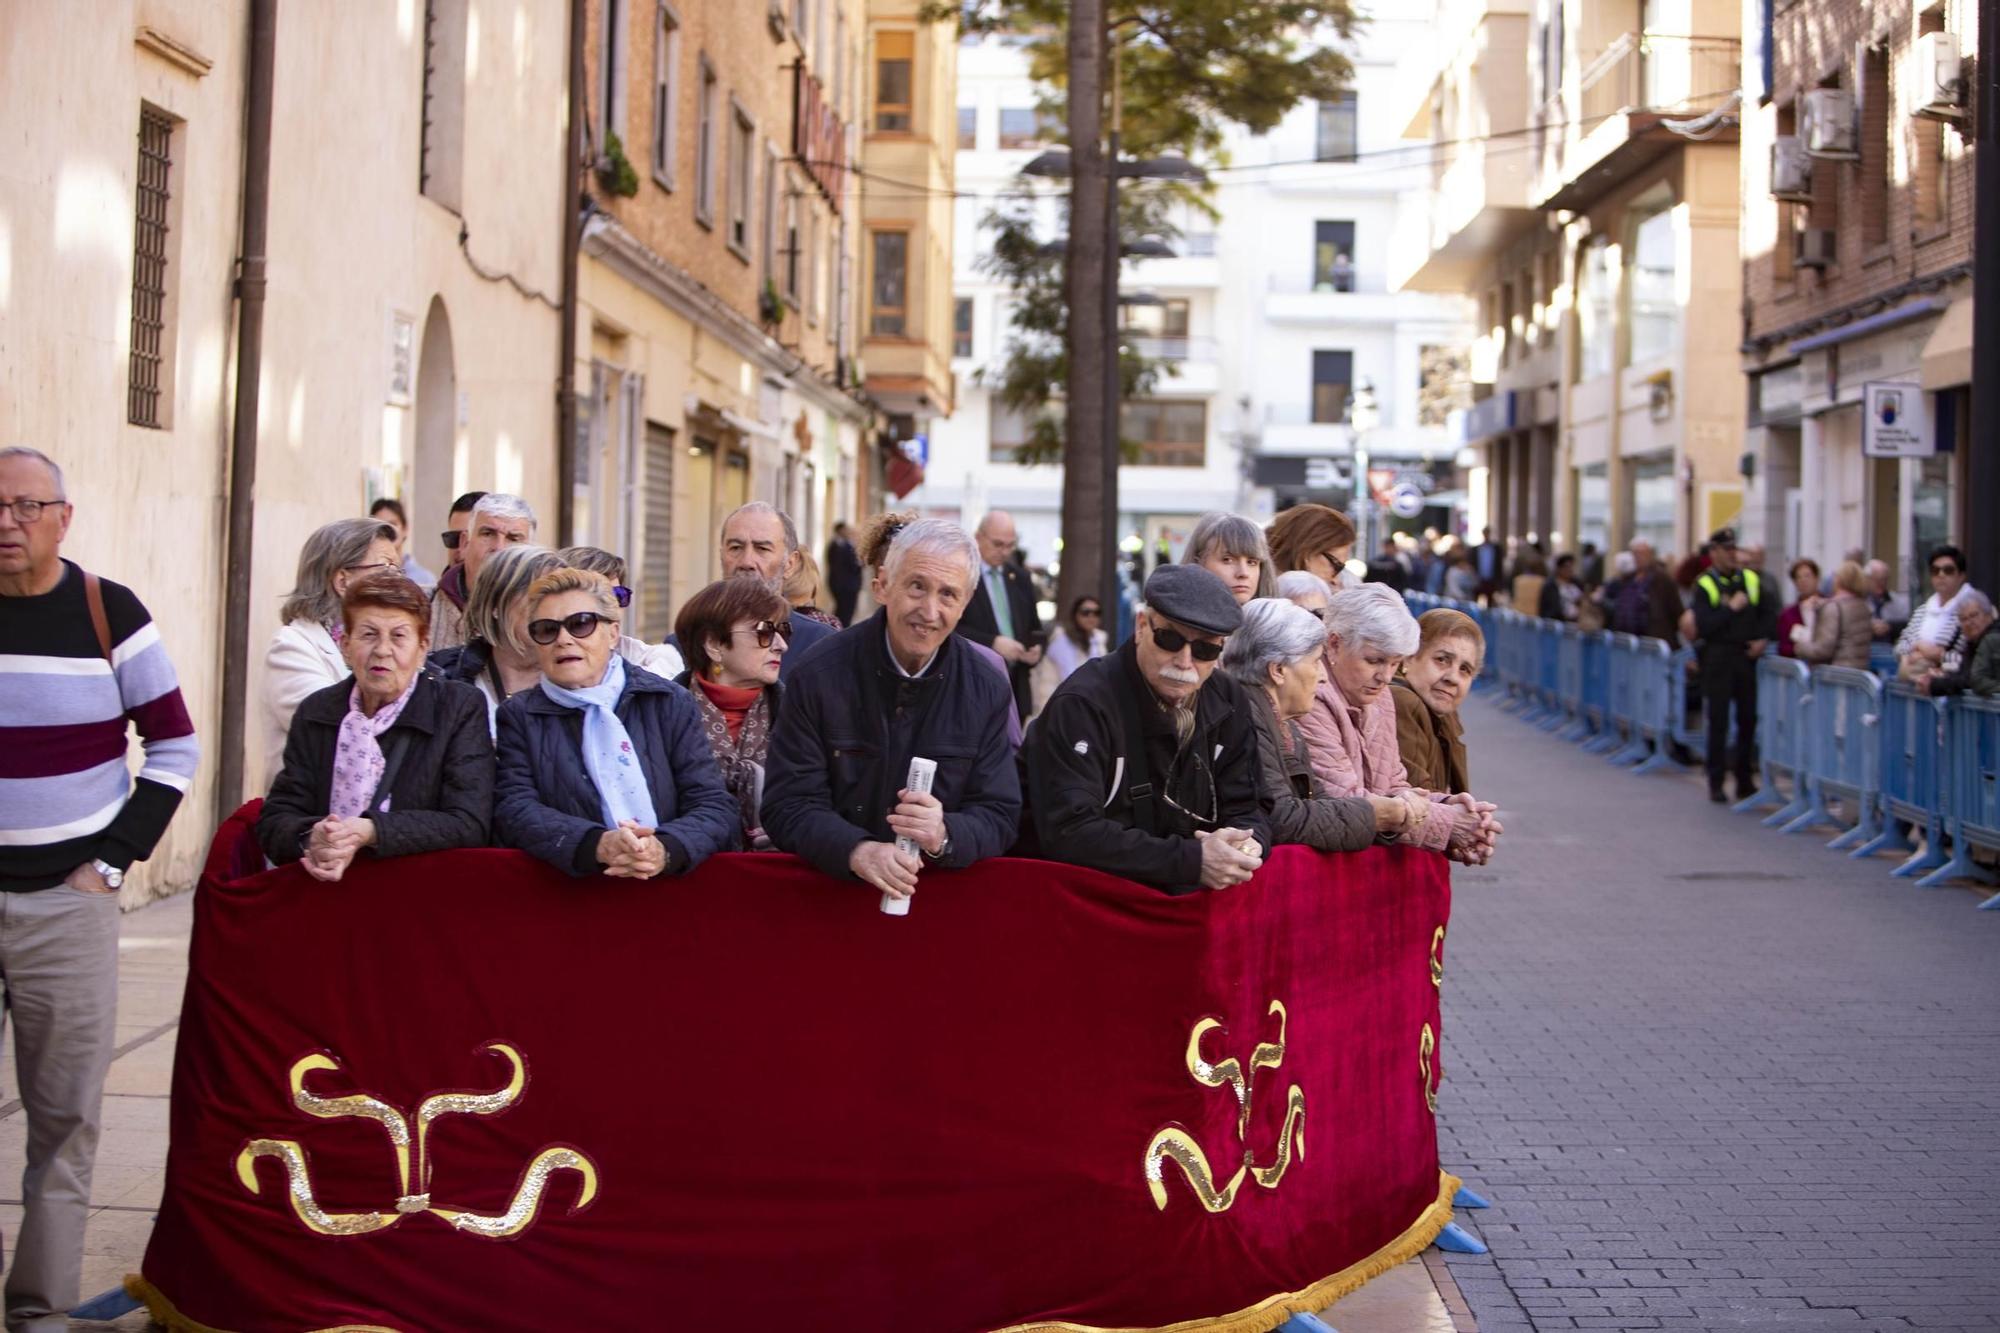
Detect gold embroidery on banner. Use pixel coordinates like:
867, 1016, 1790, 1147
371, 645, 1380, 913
1145, 1001, 1305, 1212
1419, 1023, 1437, 1114
235, 1042, 596, 1240
1430, 926, 1445, 989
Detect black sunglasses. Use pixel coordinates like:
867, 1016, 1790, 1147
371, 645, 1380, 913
1077, 605, 1103, 617
440, 530, 463, 550
731, 620, 791, 649
1932, 564, 1961, 576
527, 611, 614, 645
1151, 624, 1225, 662
611, 584, 633, 608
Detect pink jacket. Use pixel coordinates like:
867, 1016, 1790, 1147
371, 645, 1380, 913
1295, 658, 1455, 853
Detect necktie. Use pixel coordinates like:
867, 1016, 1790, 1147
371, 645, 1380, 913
988, 567, 1015, 640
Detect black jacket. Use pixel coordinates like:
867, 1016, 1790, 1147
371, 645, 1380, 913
761, 610, 1022, 880
1692, 566, 1778, 657
493, 665, 739, 876
825, 536, 863, 600
955, 561, 1043, 717
257, 673, 494, 864
1021, 642, 1269, 894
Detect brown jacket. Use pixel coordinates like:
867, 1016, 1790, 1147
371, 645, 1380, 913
1796, 592, 1872, 670
1392, 678, 1469, 795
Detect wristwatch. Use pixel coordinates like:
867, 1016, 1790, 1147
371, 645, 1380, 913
924, 835, 953, 862
90, 860, 124, 890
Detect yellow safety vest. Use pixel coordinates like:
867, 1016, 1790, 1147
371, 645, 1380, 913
1697, 568, 1761, 607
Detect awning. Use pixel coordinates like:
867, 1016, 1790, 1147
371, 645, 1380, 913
1787, 296, 1946, 355
1921, 297, 1972, 390
883, 437, 925, 498
721, 408, 781, 442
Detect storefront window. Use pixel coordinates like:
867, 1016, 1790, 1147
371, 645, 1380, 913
1626, 199, 1679, 367
1576, 464, 1609, 553
1576, 238, 1616, 382
1630, 456, 1676, 556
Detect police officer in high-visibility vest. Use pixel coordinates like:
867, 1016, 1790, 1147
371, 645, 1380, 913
1691, 528, 1777, 802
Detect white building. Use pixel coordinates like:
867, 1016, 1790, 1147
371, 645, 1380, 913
923, 12, 1473, 575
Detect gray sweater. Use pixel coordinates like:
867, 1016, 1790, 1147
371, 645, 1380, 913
1246, 688, 1378, 852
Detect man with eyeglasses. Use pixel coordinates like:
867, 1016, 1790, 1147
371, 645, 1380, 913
430, 493, 532, 650
1023, 565, 1269, 893
1692, 528, 1777, 804
0, 446, 199, 1330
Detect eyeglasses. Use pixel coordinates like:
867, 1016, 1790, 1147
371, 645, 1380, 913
527, 611, 615, 645
440, 530, 463, 550
1932, 564, 1961, 577
731, 620, 791, 649
611, 584, 632, 608
343, 560, 399, 575
1150, 624, 1225, 663
1076, 606, 1103, 618
0, 498, 64, 524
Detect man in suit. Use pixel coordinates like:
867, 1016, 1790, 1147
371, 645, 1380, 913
1471, 526, 1503, 603
955, 509, 1043, 717
824, 521, 863, 625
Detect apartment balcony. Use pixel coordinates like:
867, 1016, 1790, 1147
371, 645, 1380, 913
1264, 276, 1422, 327
1124, 234, 1220, 289
1536, 33, 1741, 211
1125, 335, 1222, 394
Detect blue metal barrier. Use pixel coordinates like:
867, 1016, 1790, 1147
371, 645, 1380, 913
1577, 631, 1610, 742
1531, 620, 1564, 727
1780, 667, 1883, 847
1624, 638, 1684, 774
1859, 683, 1947, 875
1592, 633, 1639, 757
1554, 628, 1584, 737
1916, 697, 2000, 898
1868, 644, 1898, 678
1737, 657, 1813, 823
1668, 645, 1706, 761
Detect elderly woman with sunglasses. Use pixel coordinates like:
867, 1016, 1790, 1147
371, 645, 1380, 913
672, 576, 791, 849
1293, 585, 1501, 863
558, 545, 686, 678
494, 569, 738, 878
262, 517, 402, 781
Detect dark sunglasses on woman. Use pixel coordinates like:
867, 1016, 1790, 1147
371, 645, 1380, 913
1077, 605, 1103, 618
527, 611, 615, 645
732, 620, 791, 649
1150, 624, 1224, 662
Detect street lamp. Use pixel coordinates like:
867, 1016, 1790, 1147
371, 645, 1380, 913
1347, 378, 1380, 560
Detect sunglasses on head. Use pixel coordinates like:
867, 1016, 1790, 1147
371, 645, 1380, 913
1150, 624, 1225, 662
731, 620, 791, 649
440, 530, 463, 550
527, 611, 614, 645
611, 584, 632, 608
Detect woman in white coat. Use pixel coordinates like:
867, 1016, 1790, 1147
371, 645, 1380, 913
261, 517, 401, 783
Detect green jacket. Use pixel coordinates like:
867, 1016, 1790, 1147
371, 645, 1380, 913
1929, 630, 2000, 699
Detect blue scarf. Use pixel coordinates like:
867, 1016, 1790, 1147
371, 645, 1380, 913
538, 655, 660, 831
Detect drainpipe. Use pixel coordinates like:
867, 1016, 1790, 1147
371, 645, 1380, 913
213, 0, 276, 822
556, 0, 585, 546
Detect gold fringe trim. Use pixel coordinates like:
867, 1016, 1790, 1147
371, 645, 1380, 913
124, 1273, 401, 1333
126, 1170, 1459, 1333
995, 1170, 1462, 1333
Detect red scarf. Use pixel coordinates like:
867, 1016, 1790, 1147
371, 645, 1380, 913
694, 676, 763, 743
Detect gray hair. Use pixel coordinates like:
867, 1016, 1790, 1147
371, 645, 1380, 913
0, 446, 64, 498
1324, 582, 1420, 657
723, 500, 799, 555
470, 492, 537, 532
1221, 597, 1328, 690
1183, 510, 1275, 599
558, 545, 626, 583
1275, 570, 1333, 605
1612, 550, 1636, 578
280, 517, 397, 626
883, 518, 980, 589
466, 543, 565, 656
1865, 559, 1891, 580
1960, 589, 1995, 619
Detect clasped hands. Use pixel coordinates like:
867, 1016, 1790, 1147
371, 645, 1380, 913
1195, 827, 1263, 891
302, 814, 376, 882
596, 820, 667, 879
1441, 792, 1502, 866
852, 789, 947, 899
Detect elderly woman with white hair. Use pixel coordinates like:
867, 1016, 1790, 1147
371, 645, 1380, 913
1276, 570, 1334, 616
1183, 511, 1275, 605
1294, 584, 1500, 861
1221, 599, 1417, 851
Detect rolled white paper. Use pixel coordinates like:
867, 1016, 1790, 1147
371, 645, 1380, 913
882, 756, 937, 916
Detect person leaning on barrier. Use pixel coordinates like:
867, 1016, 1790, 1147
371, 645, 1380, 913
432, 493, 536, 650
1794, 561, 1872, 671
428, 544, 567, 733
1776, 558, 1821, 659
258, 572, 493, 877
1865, 559, 1910, 643
1220, 598, 1412, 852
261, 517, 402, 781
1897, 544, 1979, 681
558, 545, 687, 679
495, 569, 738, 878
1612, 539, 1685, 645
1691, 528, 1775, 804
760, 519, 1022, 901
673, 576, 791, 849
1294, 585, 1498, 863
1917, 591, 1998, 699
1023, 565, 1270, 894
1393, 609, 1485, 796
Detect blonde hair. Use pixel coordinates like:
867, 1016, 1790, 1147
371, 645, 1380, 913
527, 567, 622, 624
465, 544, 565, 656
1833, 560, 1866, 596
785, 549, 821, 606
1417, 607, 1485, 665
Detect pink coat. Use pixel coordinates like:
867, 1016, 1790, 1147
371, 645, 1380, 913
1294, 657, 1455, 853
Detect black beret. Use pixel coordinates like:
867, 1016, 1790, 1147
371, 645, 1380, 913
1144, 564, 1243, 636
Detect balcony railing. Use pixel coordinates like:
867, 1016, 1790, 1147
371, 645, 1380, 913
1576, 32, 1741, 127
1121, 335, 1221, 362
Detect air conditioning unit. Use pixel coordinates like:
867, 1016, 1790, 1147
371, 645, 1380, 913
1793, 227, 1836, 270
1802, 87, 1859, 160
1771, 136, 1812, 202
1915, 31, 1966, 120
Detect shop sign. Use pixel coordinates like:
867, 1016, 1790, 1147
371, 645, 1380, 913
1862, 382, 1935, 458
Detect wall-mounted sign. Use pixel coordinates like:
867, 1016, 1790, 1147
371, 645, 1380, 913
792, 63, 847, 214
1862, 381, 1935, 458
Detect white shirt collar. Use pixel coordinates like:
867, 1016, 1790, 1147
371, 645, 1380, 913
884, 626, 941, 679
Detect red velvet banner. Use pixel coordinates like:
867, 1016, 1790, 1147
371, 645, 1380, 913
136, 804, 1455, 1333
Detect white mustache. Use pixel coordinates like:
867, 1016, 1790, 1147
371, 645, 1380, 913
1158, 665, 1201, 684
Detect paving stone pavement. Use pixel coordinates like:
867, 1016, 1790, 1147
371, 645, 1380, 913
1435, 691, 2000, 1333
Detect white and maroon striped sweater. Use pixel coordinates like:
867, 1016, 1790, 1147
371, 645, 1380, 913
0, 560, 199, 890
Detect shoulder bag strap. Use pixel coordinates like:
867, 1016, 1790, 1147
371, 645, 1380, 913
367, 731, 415, 818
1111, 678, 1157, 832
82, 570, 114, 663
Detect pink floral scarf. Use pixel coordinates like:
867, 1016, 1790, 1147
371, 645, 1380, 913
329, 676, 419, 819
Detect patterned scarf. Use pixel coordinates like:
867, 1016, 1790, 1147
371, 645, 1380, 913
538, 654, 659, 830
329, 674, 419, 819
690, 677, 775, 847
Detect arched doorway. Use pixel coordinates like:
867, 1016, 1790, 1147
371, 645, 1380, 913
413, 296, 456, 571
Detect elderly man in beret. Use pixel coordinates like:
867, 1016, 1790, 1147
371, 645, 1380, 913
1023, 564, 1270, 893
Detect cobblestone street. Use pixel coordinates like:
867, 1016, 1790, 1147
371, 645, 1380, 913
1436, 692, 2000, 1332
